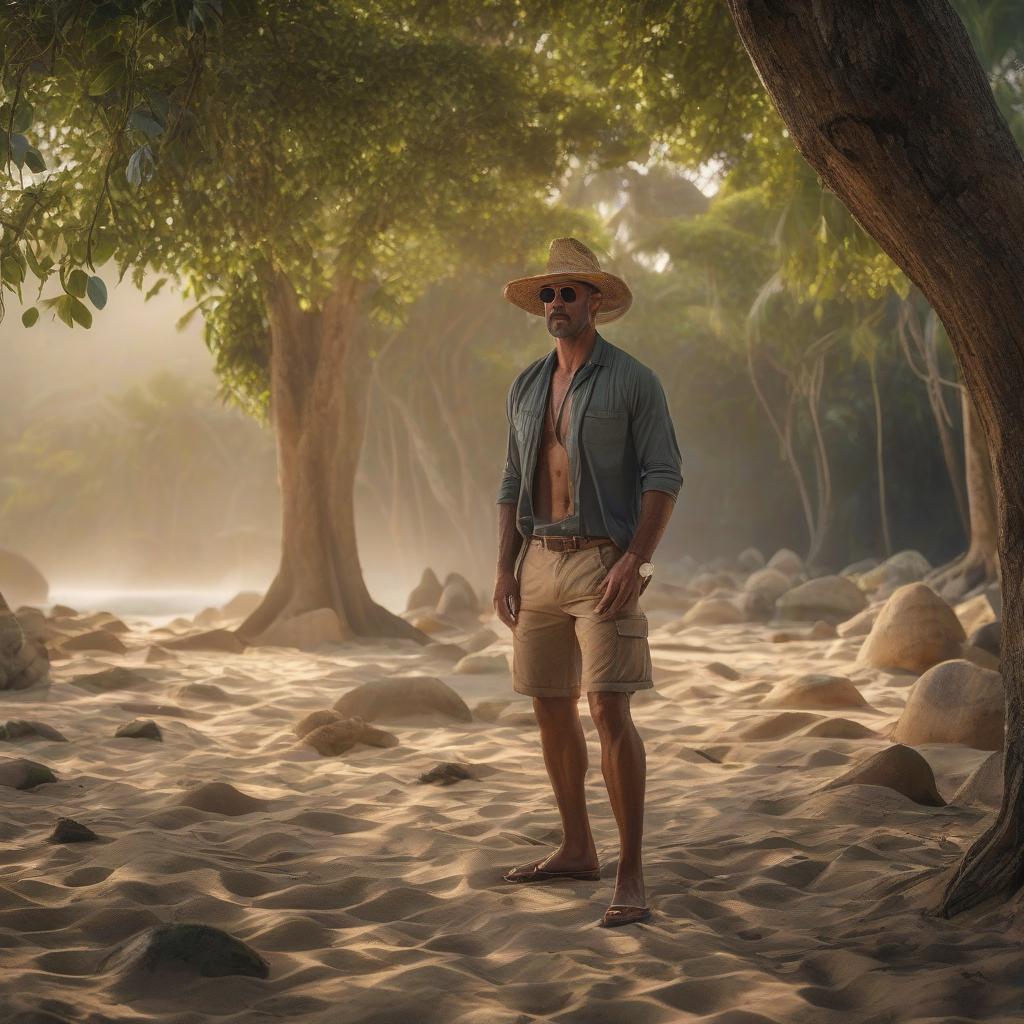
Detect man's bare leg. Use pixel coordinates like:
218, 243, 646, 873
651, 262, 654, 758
588, 691, 646, 910
531, 695, 599, 871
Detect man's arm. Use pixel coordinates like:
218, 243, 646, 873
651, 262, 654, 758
594, 367, 682, 616
494, 385, 524, 629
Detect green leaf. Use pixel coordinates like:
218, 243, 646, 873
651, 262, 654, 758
67, 268, 88, 297
87, 275, 108, 308
8, 133, 27, 168
1, 255, 25, 286
70, 296, 93, 328
126, 144, 155, 187
88, 61, 126, 97
90, 232, 116, 266
128, 110, 163, 138
56, 294, 74, 328
24, 146, 45, 173
21, 306, 39, 327
145, 277, 168, 300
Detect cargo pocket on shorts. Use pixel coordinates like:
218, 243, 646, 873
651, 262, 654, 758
614, 613, 652, 683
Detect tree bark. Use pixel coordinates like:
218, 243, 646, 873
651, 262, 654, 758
237, 267, 427, 645
926, 387, 1001, 600
724, 0, 1024, 917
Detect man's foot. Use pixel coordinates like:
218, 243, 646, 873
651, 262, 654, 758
503, 850, 600, 883
600, 905, 652, 928
606, 866, 646, 919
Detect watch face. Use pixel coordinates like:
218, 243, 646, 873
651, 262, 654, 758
638, 562, 654, 578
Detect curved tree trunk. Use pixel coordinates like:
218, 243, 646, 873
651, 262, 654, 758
867, 353, 892, 557
724, 0, 1024, 917
926, 387, 1000, 600
237, 268, 427, 646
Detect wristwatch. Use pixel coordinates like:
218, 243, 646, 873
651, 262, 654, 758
638, 562, 654, 581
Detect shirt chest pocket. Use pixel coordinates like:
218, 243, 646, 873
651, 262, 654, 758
583, 409, 628, 447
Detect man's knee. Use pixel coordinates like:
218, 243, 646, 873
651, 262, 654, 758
532, 694, 579, 727
587, 691, 631, 736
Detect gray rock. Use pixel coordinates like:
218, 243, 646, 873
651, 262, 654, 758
101, 922, 269, 980
737, 547, 765, 572
114, 718, 162, 740
48, 817, 98, 843
776, 575, 867, 624
0, 720, 68, 741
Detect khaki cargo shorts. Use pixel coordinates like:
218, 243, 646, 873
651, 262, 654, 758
512, 538, 653, 699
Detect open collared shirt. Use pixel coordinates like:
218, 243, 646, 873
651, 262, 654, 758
496, 331, 683, 560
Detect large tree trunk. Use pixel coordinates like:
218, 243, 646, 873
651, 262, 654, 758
724, 1, 1024, 916
926, 387, 1000, 600
237, 268, 427, 646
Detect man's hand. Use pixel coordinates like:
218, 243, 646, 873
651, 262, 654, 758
493, 571, 520, 630
594, 551, 646, 619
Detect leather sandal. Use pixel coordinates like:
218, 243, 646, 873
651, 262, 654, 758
503, 857, 601, 883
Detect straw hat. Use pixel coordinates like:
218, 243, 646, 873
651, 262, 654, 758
503, 237, 633, 323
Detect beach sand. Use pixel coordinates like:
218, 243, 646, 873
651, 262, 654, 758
2, 605, 1022, 1024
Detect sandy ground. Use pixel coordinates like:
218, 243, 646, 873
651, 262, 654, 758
2, 605, 1023, 1024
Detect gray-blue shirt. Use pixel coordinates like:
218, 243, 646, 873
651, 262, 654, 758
497, 331, 683, 554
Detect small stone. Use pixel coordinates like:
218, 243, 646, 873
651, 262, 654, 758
49, 817, 98, 843
418, 762, 477, 785
114, 718, 162, 740
0, 719, 68, 741
61, 630, 127, 654
0, 756, 57, 789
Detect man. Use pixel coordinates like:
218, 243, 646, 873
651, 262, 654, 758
493, 237, 683, 928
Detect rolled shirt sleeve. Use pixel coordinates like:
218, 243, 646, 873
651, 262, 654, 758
496, 382, 522, 504
630, 366, 683, 500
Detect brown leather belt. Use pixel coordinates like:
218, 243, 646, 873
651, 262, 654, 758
531, 535, 614, 552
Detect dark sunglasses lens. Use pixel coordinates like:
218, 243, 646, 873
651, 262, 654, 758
560, 286, 577, 303
539, 286, 556, 303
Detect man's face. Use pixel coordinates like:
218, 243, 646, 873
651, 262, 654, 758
544, 280, 601, 338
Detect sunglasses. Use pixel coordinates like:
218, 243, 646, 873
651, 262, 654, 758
539, 284, 594, 304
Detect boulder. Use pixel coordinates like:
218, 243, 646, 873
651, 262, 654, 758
819, 744, 945, 806
436, 573, 479, 618
840, 557, 881, 578
856, 583, 966, 674
836, 605, 882, 638
114, 718, 162, 740
776, 575, 867, 624
0, 756, 57, 790
737, 587, 776, 621
49, 817, 98, 843
951, 750, 1003, 809
406, 568, 443, 611
473, 699, 511, 722
162, 629, 246, 654
101, 923, 269, 981
249, 609, 347, 650
857, 550, 932, 596
453, 651, 508, 674
766, 548, 804, 577
302, 717, 398, 756
333, 675, 472, 723
681, 597, 743, 627
891, 658, 1004, 750
0, 720, 67, 742
956, 593, 998, 637
0, 550, 48, 606
61, 630, 127, 654
420, 641, 466, 662
960, 643, 1000, 671
463, 627, 500, 654
0, 598, 50, 691
762, 673, 869, 710
743, 567, 792, 603
969, 620, 1001, 658
737, 547, 765, 572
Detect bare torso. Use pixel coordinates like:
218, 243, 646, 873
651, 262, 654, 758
531, 367, 576, 524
